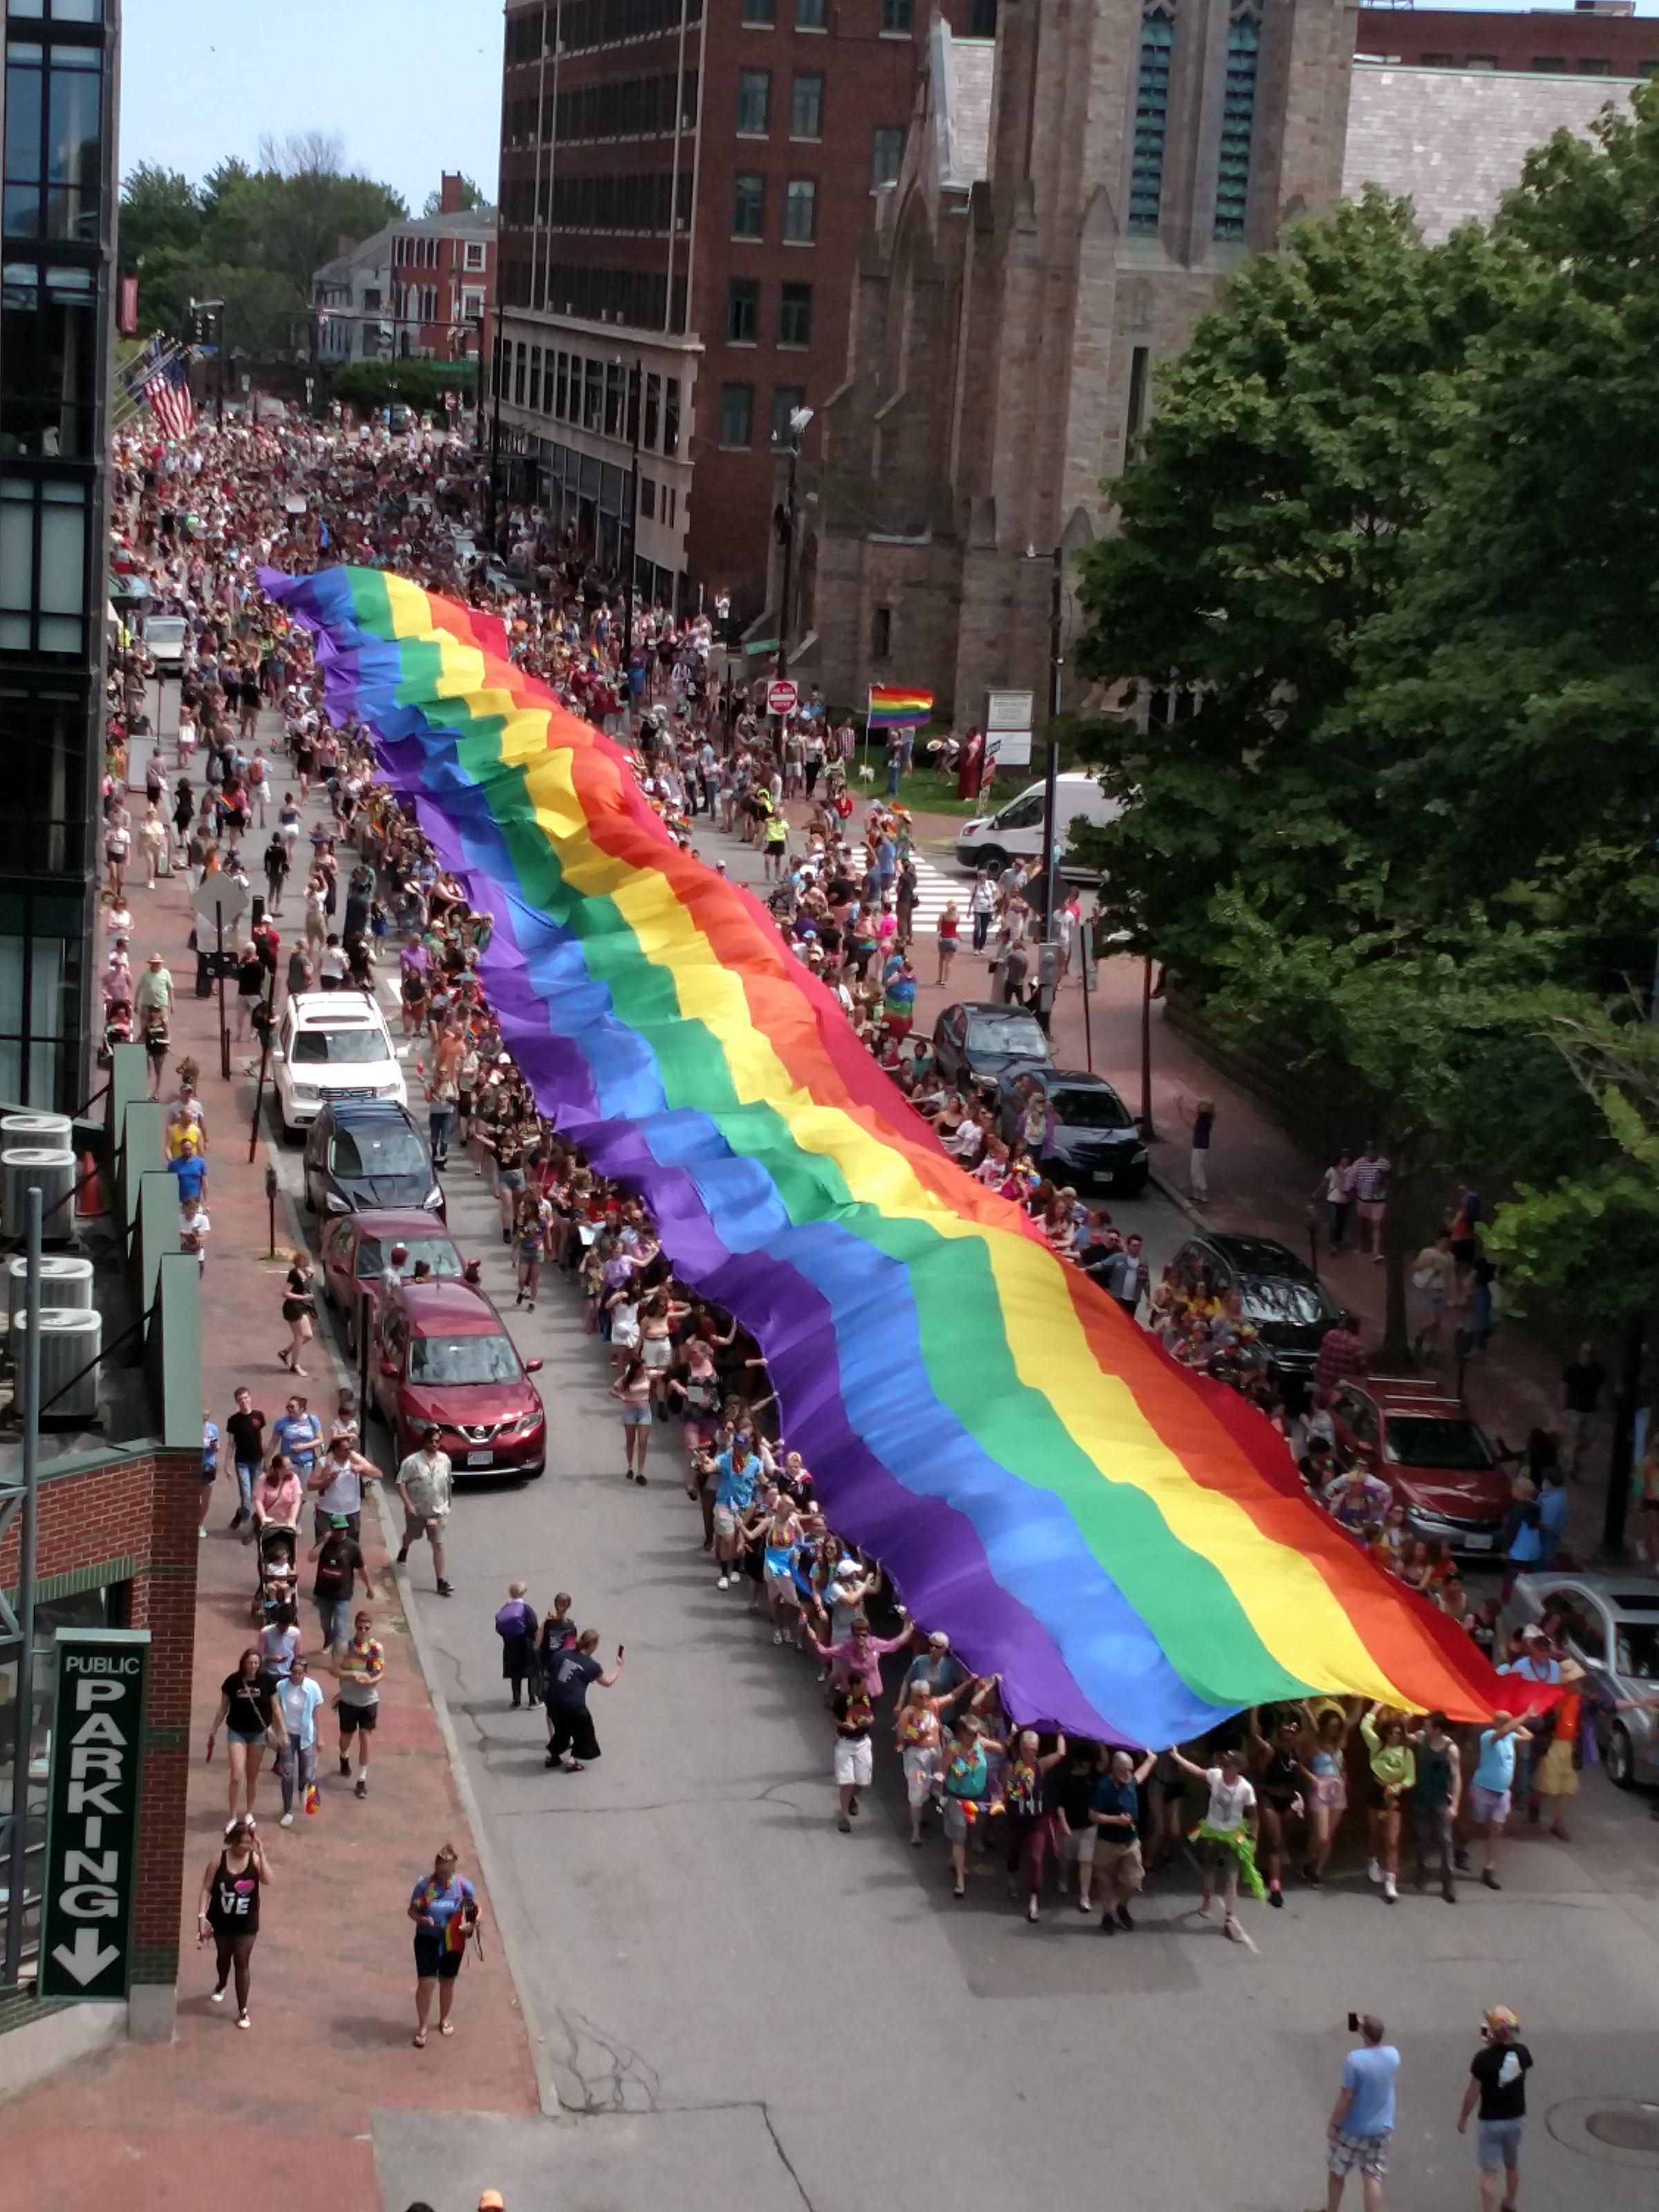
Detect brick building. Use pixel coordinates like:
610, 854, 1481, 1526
1355, 0, 1659, 77
491, 0, 992, 617
314, 174, 497, 366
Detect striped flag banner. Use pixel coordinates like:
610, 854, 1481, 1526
865, 685, 934, 730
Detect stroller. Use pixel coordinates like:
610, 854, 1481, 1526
252, 1520, 299, 1624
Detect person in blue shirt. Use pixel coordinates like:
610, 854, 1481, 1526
199, 1410, 221, 1538
1535, 1470, 1569, 1568
169, 1141, 208, 1205
1322, 2014, 1400, 2211
1467, 1709, 1534, 1891
407, 1843, 480, 2047
271, 1396, 322, 1482
707, 1443, 760, 1590
1089, 1746, 1156, 1933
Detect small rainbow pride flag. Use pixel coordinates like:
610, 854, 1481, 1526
865, 684, 935, 729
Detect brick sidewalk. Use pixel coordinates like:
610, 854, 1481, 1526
7, 751, 538, 2211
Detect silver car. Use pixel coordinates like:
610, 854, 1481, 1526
1507, 1572, 1659, 1788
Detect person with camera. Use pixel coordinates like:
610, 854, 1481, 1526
1457, 2007, 1532, 2212
1315, 2013, 1400, 2212
408, 1842, 480, 2047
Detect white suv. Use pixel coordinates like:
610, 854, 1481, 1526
272, 991, 407, 1139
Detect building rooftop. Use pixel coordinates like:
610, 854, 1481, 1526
1343, 58, 1640, 237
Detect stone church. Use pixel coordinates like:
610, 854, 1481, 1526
805, 0, 1358, 724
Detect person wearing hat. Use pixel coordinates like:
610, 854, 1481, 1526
307, 1512, 369, 1653
1459, 2007, 1532, 2211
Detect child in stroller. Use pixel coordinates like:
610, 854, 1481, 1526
253, 1520, 299, 1624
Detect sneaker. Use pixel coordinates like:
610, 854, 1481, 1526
209, 1986, 226, 2005
1116, 1904, 1134, 1931
836, 1813, 851, 1833
1302, 1862, 1322, 1888
1481, 1868, 1501, 1891
717, 1574, 729, 1590
1441, 1877, 1457, 1904
279, 1811, 294, 1828
395, 1545, 410, 1564
1268, 1883, 1284, 1909
354, 1776, 368, 1799
1367, 1857, 1382, 1885
236, 2011, 250, 2030
435, 1580, 453, 1597
1382, 1873, 1397, 1903
1098, 1913, 1116, 1935
338, 1756, 352, 1777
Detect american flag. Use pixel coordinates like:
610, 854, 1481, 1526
124, 338, 195, 440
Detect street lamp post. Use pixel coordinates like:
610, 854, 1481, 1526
774, 404, 814, 682
621, 358, 643, 671
1038, 543, 1064, 935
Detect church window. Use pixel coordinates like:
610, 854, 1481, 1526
1127, 7, 1175, 236
1213, 4, 1261, 240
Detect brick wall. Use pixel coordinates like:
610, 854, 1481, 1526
1, 1445, 200, 1992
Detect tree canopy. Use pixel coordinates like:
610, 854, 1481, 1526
118, 134, 408, 357
1069, 87, 1659, 1368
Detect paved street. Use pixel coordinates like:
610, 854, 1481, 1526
285, 808, 1659, 2212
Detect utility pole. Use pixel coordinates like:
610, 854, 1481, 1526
2, 1188, 42, 1990
1037, 543, 1063, 935
485, 310, 505, 545
774, 405, 813, 682
621, 358, 642, 671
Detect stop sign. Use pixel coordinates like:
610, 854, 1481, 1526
767, 679, 798, 716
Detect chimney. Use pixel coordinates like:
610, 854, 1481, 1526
440, 172, 464, 215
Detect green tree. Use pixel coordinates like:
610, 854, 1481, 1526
117, 162, 203, 269
1070, 189, 1520, 986
328, 357, 478, 412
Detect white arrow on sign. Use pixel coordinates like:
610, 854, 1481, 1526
51, 1927, 121, 1986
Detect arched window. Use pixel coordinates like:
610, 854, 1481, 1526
1214, 4, 1261, 239
1127, 6, 1176, 236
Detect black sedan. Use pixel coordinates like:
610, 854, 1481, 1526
931, 1001, 1053, 1091
1170, 1232, 1346, 1378
994, 1066, 1150, 1195
302, 1100, 446, 1220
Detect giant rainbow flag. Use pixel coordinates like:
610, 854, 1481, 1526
265, 565, 1523, 1744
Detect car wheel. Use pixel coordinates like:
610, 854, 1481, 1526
1605, 1721, 1635, 1789
277, 1100, 301, 1147
975, 846, 1006, 873
1119, 1170, 1150, 1199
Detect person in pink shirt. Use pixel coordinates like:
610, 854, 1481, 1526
803, 1609, 912, 1697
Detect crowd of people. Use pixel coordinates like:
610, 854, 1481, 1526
97, 402, 1604, 2084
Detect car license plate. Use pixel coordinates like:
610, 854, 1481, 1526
1461, 1533, 1493, 1550
467, 1450, 492, 1468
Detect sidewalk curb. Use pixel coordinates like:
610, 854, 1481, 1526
1148, 1165, 1208, 1232
268, 1150, 570, 2123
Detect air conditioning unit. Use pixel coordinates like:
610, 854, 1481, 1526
14, 1306, 101, 1427
1, 1112, 73, 1148
7, 1253, 93, 1324
1, 1147, 77, 1244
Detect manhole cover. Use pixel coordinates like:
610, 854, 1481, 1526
1586, 2108, 1659, 2155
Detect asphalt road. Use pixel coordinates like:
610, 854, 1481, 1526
256, 763, 1659, 2212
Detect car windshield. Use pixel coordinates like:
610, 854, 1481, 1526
330, 1125, 427, 1177
1384, 1416, 1495, 1471
355, 1235, 459, 1280
1049, 1086, 1132, 1130
146, 618, 185, 645
966, 1013, 1049, 1058
293, 1027, 388, 1064
1615, 1623, 1659, 1680
408, 1333, 519, 1385
1237, 1279, 1327, 1327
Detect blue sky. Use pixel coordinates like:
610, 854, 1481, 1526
118, 0, 1659, 209
119, 0, 505, 208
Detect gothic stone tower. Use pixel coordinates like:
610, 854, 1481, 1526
814, 0, 1356, 722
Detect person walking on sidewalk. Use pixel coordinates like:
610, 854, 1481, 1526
396, 1424, 454, 1596
308, 1514, 370, 1652
206, 1648, 289, 1818
1179, 1093, 1217, 1203
1457, 2007, 1532, 2212
1317, 2013, 1400, 2212
1560, 1342, 1606, 1481
335, 1608, 386, 1799
196, 1815, 270, 2030
223, 1384, 266, 1532
276, 1653, 324, 1826
279, 1250, 318, 1376
1349, 1145, 1391, 1263
409, 1843, 479, 2047
307, 1428, 375, 1542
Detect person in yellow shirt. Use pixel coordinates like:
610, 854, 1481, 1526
1359, 1703, 1416, 1905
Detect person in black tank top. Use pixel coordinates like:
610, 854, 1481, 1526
196, 1815, 270, 2027
1250, 1708, 1314, 1910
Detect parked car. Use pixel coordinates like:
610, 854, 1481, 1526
931, 1001, 1053, 1092
141, 612, 188, 671
1507, 1572, 1659, 1788
302, 1100, 444, 1219
1329, 1375, 1512, 1555
993, 1065, 1149, 1194
953, 771, 1121, 876
371, 1278, 545, 1477
319, 1209, 467, 1351
1170, 1231, 1346, 1381
272, 989, 406, 1138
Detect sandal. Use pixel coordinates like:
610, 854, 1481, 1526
438, 2021, 455, 2036
413, 2030, 427, 2048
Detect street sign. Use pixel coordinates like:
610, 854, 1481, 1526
766, 679, 798, 717
986, 729, 1033, 769
189, 874, 249, 932
986, 689, 1033, 732
37, 1629, 151, 2001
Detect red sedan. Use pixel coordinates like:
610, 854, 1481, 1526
370, 1278, 546, 1480
1329, 1375, 1513, 1557
319, 1209, 468, 1353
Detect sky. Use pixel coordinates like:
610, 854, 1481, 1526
118, 0, 504, 209
118, 0, 1659, 209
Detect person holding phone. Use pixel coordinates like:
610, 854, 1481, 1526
543, 1628, 624, 1772
408, 1843, 480, 2047
1320, 2012, 1400, 2212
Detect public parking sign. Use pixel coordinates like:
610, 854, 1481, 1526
37, 1629, 150, 2001
767, 679, 798, 716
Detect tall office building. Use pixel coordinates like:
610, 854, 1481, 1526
0, 0, 119, 1112
492, 0, 990, 619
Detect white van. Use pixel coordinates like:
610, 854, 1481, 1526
954, 772, 1121, 876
